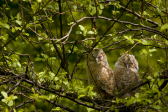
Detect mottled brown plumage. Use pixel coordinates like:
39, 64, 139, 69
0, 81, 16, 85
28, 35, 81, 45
86, 48, 115, 100
114, 54, 141, 97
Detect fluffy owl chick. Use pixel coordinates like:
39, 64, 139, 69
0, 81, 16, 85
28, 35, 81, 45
114, 54, 141, 98
86, 48, 115, 100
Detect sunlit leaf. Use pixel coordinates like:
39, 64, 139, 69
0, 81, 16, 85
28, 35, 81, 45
89, 5, 96, 15
86, 107, 95, 112
149, 48, 157, 53
153, 105, 160, 110
79, 25, 85, 31
52, 107, 62, 111
37, 0, 42, 2
11, 95, 18, 100
127, 97, 136, 106
76, 31, 82, 34
87, 31, 95, 34
38, 95, 49, 100
68, 22, 74, 26
1, 91, 8, 98
78, 94, 85, 99
7, 100, 14, 106
160, 23, 168, 31
48, 94, 56, 99
73, 5, 77, 10
99, 4, 104, 9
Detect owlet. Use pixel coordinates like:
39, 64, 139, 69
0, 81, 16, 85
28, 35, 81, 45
86, 48, 115, 100
114, 54, 141, 97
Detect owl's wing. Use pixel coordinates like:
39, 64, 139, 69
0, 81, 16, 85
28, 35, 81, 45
129, 70, 141, 96
114, 66, 125, 91
97, 67, 115, 96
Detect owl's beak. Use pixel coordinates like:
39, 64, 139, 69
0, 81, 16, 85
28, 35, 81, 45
126, 64, 129, 70
123, 62, 129, 70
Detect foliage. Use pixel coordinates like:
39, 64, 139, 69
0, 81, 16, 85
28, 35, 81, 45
0, 0, 168, 111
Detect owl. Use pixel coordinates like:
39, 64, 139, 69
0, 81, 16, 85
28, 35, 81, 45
86, 48, 115, 100
114, 54, 141, 98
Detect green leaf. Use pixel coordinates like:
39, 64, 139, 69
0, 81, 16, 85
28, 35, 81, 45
154, 8, 161, 15
112, 10, 120, 15
152, 86, 160, 96
158, 79, 164, 86
86, 107, 95, 112
13, 109, 16, 112
126, 24, 132, 29
87, 31, 95, 34
54, 76, 59, 81
89, 5, 96, 16
52, 107, 62, 111
38, 95, 49, 100
149, 48, 157, 53
160, 23, 168, 32
99, 4, 104, 9
0, 23, 10, 29
154, 72, 159, 77
48, 94, 55, 99
1, 91, 8, 98
59, 71, 67, 75
78, 88, 86, 95
16, 20, 22, 25
11, 95, 18, 100
2, 99, 7, 103
63, 80, 69, 86
23, 33, 29, 36
12, 27, 15, 32
87, 87, 97, 99
116, 97, 119, 104
48, 71, 55, 78
76, 31, 82, 34
37, 0, 42, 2
99, 9, 103, 15
110, 105, 115, 111
127, 97, 136, 106
7, 100, 14, 106
68, 22, 74, 26
153, 105, 160, 110
135, 93, 140, 99
32, 88, 35, 94
124, 35, 134, 44
55, 85, 61, 90
35, 57, 42, 61
73, 5, 77, 10
142, 40, 149, 45
30, 93, 39, 99
143, 99, 151, 103
46, 5, 54, 10
78, 94, 85, 99
15, 27, 21, 30
140, 49, 147, 55
79, 25, 85, 31
147, 76, 153, 80
142, 11, 151, 17
115, 109, 119, 112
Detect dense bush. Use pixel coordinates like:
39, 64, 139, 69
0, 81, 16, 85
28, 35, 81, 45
0, 0, 168, 111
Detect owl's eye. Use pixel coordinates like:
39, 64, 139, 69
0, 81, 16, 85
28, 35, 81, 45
89, 54, 96, 61
91, 54, 95, 58
122, 62, 133, 68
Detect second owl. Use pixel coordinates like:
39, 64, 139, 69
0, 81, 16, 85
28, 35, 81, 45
114, 54, 141, 98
